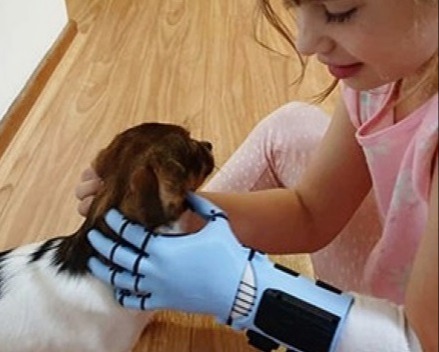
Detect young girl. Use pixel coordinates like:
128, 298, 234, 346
79, 0, 438, 350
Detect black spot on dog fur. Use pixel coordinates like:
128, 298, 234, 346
29, 237, 64, 263
0, 249, 13, 299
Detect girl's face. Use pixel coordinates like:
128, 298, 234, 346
293, 0, 438, 90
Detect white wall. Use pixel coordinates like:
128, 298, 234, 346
0, 0, 68, 120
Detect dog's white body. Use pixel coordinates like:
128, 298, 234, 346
0, 239, 152, 352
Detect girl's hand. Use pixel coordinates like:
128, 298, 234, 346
75, 167, 102, 216
87, 193, 252, 321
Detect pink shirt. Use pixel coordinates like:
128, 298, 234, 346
343, 83, 438, 303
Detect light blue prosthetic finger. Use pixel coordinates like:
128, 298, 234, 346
115, 288, 188, 312
87, 229, 151, 274
88, 256, 114, 284
115, 289, 153, 311
104, 209, 158, 250
88, 257, 152, 293
186, 193, 228, 220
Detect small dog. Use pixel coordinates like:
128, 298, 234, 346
0, 123, 214, 352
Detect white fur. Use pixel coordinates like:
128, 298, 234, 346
0, 240, 153, 352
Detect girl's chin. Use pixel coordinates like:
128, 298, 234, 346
341, 75, 395, 91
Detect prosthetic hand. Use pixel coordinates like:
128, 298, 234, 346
87, 193, 353, 352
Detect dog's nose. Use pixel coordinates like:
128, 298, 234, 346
201, 141, 213, 151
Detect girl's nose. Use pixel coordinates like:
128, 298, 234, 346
296, 13, 334, 57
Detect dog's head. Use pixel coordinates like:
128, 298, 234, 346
88, 123, 214, 230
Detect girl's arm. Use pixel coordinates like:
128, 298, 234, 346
201, 97, 372, 254
405, 155, 438, 351
76, 97, 369, 254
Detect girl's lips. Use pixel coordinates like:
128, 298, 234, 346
328, 63, 363, 79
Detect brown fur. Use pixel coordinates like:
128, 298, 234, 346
54, 122, 214, 274
90, 122, 214, 229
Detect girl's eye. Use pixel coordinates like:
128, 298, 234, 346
284, 1, 358, 24
283, 0, 298, 9
325, 7, 357, 23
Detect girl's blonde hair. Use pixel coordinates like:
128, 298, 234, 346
257, 0, 438, 101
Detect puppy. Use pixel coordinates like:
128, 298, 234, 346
0, 123, 214, 352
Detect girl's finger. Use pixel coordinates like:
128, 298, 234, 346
80, 167, 99, 181
75, 178, 102, 200
77, 196, 94, 217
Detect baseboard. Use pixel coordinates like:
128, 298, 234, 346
0, 19, 78, 159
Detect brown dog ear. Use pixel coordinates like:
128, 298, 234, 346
129, 166, 158, 198
122, 166, 167, 229
92, 146, 116, 179
125, 162, 188, 229
92, 131, 129, 179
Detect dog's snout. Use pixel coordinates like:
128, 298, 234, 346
201, 141, 213, 151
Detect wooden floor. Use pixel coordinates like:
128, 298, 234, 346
0, 0, 337, 350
